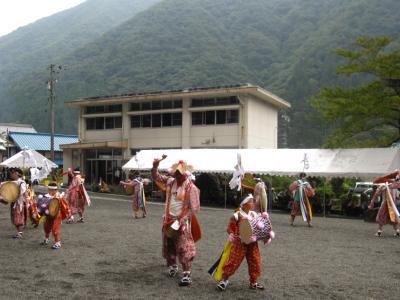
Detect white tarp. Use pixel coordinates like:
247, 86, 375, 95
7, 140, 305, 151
122, 148, 400, 179
0, 149, 58, 169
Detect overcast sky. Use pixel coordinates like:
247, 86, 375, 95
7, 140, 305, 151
0, 0, 85, 37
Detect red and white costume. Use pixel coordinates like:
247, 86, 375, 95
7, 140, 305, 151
42, 192, 71, 243
66, 173, 90, 219
10, 179, 30, 233
222, 209, 262, 284
369, 182, 400, 236
151, 159, 200, 272
289, 178, 315, 225
121, 178, 147, 218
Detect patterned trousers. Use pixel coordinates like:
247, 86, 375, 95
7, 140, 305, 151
44, 213, 62, 242
222, 241, 261, 284
162, 225, 196, 272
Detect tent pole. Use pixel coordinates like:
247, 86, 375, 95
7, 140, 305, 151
323, 178, 326, 218
224, 175, 227, 209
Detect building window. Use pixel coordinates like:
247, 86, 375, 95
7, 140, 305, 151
142, 115, 151, 127
162, 113, 172, 127
85, 104, 122, 114
191, 96, 239, 107
95, 117, 104, 130
86, 116, 122, 130
105, 117, 114, 129
131, 115, 141, 128
152, 101, 162, 110
152, 113, 162, 127
191, 110, 239, 126
226, 110, 239, 123
172, 113, 182, 126
86, 118, 95, 130
130, 113, 182, 128
192, 112, 203, 125
131, 103, 141, 111
205, 111, 215, 125
216, 110, 226, 124
130, 100, 182, 111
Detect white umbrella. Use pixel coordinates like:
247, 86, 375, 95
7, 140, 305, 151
0, 149, 58, 169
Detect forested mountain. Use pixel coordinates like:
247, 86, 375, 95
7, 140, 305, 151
0, 0, 162, 125
1, 0, 399, 147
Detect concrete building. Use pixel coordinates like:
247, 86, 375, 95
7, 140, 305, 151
62, 84, 290, 184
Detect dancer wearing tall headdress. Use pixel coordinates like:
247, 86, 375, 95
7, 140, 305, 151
38, 182, 71, 249
289, 172, 315, 227
368, 170, 400, 237
120, 172, 148, 218
0, 168, 30, 239
214, 195, 273, 291
151, 154, 201, 287
65, 168, 91, 223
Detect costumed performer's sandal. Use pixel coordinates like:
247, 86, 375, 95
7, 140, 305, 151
249, 282, 265, 290
12, 232, 23, 239
216, 280, 229, 291
51, 242, 61, 249
168, 265, 178, 277
40, 239, 49, 245
178, 272, 192, 287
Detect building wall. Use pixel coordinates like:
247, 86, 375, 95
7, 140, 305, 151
77, 96, 277, 150
84, 129, 123, 142
129, 127, 182, 149
244, 95, 278, 148
189, 125, 239, 148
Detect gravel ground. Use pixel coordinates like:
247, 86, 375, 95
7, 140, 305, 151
1, 194, 399, 300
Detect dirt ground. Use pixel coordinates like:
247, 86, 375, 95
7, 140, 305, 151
1, 194, 399, 300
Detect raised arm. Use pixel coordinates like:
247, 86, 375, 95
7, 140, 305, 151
120, 180, 135, 187
151, 154, 170, 184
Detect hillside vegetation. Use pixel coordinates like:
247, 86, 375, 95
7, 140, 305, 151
1, 0, 399, 147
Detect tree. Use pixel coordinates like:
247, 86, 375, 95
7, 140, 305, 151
309, 36, 400, 147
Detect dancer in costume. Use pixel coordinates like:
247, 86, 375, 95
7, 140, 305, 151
151, 154, 201, 287
253, 178, 268, 213
0, 168, 30, 239
120, 172, 148, 218
39, 182, 71, 249
368, 170, 400, 237
65, 168, 91, 223
215, 195, 268, 291
289, 172, 315, 227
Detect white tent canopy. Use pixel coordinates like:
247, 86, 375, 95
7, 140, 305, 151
0, 149, 58, 169
122, 148, 400, 179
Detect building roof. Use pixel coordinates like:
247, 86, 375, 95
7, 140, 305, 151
65, 84, 291, 109
8, 132, 79, 151
0, 123, 37, 134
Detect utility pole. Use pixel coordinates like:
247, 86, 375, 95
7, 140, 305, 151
47, 64, 65, 163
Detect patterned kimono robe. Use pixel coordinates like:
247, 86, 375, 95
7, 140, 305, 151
66, 174, 90, 216
369, 181, 400, 226
10, 179, 30, 231
289, 179, 315, 224
151, 160, 200, 272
